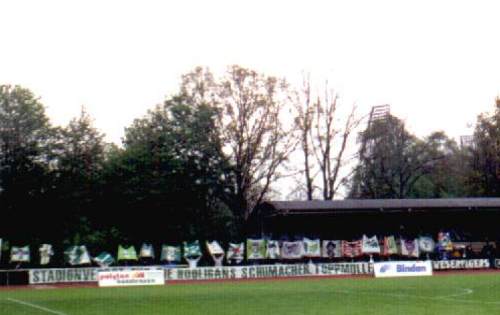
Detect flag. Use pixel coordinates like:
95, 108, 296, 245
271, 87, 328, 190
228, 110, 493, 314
400, 238, 420, 257
303, 238, 321, 257
139, 243, 155, 258
161, 245, 181, 262
10, 246, 30, 263
117, 245, 138, 261
93, 252, 114, 267
362, 235, 381, 254
266, 240, 281, 259
183, 241, 202, 258
39, 244, 54, 265
418, 237, 436, 253
281, 241, 304, 259
227, 243, 244, 262
437, 232, 453, 251
64, 246, 91, 265
206, 241, 224, 256
246, 239, 266, 260
0, 238, 3, 263
342, 240, 362, 258
322, 240, 342, 258
382, 236, 398, 256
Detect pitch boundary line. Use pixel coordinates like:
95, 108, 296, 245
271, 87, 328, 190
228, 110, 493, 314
333, 287, 500, 306
6, 297, 68, 315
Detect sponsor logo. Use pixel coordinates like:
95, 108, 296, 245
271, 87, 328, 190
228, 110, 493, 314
380, 264, 391, 273
396, 264, 426, 273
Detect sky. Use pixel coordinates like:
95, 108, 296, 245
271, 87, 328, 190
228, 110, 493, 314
1, 0, 500, 144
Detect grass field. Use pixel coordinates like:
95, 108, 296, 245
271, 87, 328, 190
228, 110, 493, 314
1, 274, 499, 315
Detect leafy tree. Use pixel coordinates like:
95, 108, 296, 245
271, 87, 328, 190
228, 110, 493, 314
180, 66, 296, 218
50, 107, 107, 245
101, 95, 236, 243
466, 98, 500, 196
349, 115, 445, 198
0, 85, 55, 243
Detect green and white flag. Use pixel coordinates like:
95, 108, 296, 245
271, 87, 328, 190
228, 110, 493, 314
282, 241, 304, 259
206, 241, 224, 256
117, 245, 138, 261
227, 243, 244, 262
322, 240, 342, 258
382, 236, 398, 256
64, 246, 91, 265
39, 244, 54, 265
362, 235, 381, 254
139, 243, 155, 258
266, 240, 281, 259
94, 252, 114, 267
246, 239, 266, 260
183, 241, 202, 259
418, 236, 436, 253
303, 238, 321, 257
10, 246, 30, 263
160, 245, 181, 262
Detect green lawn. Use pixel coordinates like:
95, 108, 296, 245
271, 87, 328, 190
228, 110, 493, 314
1, 274, 499, 315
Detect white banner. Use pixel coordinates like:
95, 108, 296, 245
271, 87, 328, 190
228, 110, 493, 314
432, 259, 490, 270
98, 269, 164, 287
165, 262, 373, 281
30, 268, 98, 284
374, 261, 433, 278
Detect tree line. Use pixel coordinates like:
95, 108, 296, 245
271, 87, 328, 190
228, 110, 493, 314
1, 65, 499, 250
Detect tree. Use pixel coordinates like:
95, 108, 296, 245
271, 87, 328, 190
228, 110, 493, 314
101, 94, 236, 243
180, 66, 297, 218
466, 98, 500, 196
349, 115, 445, 198
0, 85, 55, 243
293, 77, 361, 200
51, 107, 107, 245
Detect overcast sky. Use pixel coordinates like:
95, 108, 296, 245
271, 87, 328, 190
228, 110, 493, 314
1, 0, 499, 144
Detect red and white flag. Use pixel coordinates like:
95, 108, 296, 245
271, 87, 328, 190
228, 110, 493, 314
342, 240, 362, 258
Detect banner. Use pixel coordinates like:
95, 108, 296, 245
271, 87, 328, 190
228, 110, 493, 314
400, 238, 419, 257
30, 268, 98, 284
437, 232, 453, 251
65, 246, 91, 265
496, 259, 500, 269
98, 269, 164, 287
322, 240, 342, 258
432, 259, 490, 270
303, 238, 321, 258
382, 236, 398, 256
161, 245, 181, 262
29, 266, 164, 284
418, 237, 435, 253
206, 241, 224, 256
281, 241, 304, 259
183, 241, 202, 259
266, 240, 281, 259
0, 239, 2, 263
10, 246, 30, 263
227, 243, 244, 263
117, 245, 138, 261
362, 235, 380, 254
94, 252, 114, 267
246, 239, 266, 260
39, 244, 54, 265
165, 262, 373, 281
342, 241, 362, 258
374, 261, 432, 278
139, 244, 155, 259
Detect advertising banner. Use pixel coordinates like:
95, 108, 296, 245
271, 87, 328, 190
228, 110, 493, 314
30, 268, 98, 284
374, 261, 433, 278
98, 269, 164, 287
432, 259, 490, 270
165, 262, 372, 281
